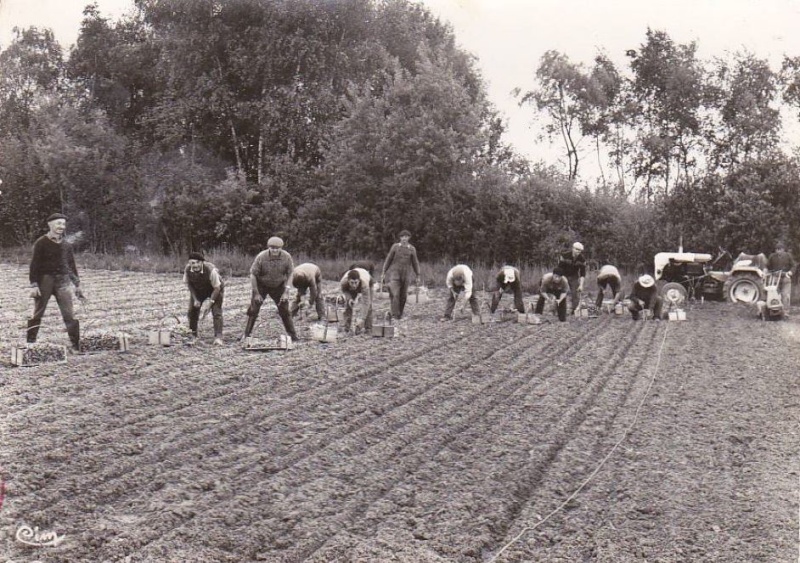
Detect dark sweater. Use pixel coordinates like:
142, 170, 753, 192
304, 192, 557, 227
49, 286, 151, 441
29, 235, 79, 286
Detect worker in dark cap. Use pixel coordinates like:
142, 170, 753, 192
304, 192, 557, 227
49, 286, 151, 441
27, 213, 84, 349
380, 229, 420, 320
184, 251, 225, 345
244, 236, 298, 341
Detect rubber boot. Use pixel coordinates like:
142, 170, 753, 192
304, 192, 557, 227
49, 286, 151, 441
67, 320, 80, 350
26, 319, 40, 343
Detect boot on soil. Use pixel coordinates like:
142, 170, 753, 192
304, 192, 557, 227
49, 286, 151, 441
26, 319, 40, 344
67, 320, 80, 351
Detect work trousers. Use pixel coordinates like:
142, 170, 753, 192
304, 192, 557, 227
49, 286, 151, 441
245, 284, 297, 340
188, 288, 224, 338
27, 274, 79, 347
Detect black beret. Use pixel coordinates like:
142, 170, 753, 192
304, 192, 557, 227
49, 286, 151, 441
188, 251, 205, 261
47, 213, 67, 222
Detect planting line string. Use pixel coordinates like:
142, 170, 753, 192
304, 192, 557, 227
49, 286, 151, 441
489, 322, 671, 563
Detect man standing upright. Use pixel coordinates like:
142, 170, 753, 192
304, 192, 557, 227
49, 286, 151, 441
767, 241, 796, 312
381, 229, 420, 320
558, 241, 586, 312
244, 236, 298, 342
28, 213, 84, 349
184, 251, 224, 345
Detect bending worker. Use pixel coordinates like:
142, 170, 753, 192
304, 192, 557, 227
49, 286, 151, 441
244, 236, 298, 342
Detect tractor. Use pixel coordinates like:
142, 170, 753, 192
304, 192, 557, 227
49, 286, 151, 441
654, 247, 768, 306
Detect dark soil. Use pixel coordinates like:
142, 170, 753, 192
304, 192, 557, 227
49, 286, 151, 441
1, 264, 798, 562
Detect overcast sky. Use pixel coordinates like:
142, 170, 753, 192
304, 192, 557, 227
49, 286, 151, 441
2, 0, 800, 166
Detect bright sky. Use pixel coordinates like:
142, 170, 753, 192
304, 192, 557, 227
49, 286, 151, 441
2, 0, 800, 168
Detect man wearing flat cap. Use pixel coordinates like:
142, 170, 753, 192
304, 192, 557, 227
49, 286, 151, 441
27, 213, 84, 349
244, 236, 298, 341
557, 241, 587, 312
380, 229, 420, 320
184, 251, 225, 345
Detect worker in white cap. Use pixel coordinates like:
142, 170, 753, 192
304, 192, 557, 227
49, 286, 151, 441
627, 274, 663, 320
490, 265, 525, 314
244, 236, 298, 340
557, 241, 587, 312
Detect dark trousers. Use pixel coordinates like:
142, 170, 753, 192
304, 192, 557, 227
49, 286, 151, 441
490, 281, 525, 313
245, 284, 297, 339
535, 291, 567, 321
628, 296, 664, 320
388, 275, 410, 318
595, 277, 621, 308
28, 274, 79, 347
567, 276, 582, 310
291, 279, 325, 320
444, 287, 480, 319
343, 291, 373, 332
188, 288, 224, 337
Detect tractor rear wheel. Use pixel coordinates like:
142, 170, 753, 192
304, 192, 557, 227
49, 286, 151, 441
661, 282, 688, 306
723, 273, 764, 304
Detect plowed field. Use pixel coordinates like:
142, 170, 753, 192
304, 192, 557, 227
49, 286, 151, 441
1, 264, 798, 562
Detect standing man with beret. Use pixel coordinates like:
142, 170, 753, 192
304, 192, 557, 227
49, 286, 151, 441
244, 236, 298, 342
290, 262, 325, 321
27, 213, 84, 349
381, 229, 421, 320
558, 241, 587, 312
184, 251, 224, 345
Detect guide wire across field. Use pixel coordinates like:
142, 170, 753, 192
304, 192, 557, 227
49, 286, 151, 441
489, 322, 672, 563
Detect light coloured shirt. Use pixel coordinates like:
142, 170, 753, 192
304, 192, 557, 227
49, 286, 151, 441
597, 265, 621, 282
446, 264, 474, 300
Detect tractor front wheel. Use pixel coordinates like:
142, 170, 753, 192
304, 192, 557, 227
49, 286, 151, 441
724, 273, 764, 304
661, 282, 688, 306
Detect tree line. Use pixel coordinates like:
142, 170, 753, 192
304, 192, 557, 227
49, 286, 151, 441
1, 0, 799, 270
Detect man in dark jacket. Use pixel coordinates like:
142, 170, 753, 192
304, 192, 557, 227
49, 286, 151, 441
628, 274, 663, 320
27, 213, 84, 349
381, 230, 420, 320
184, 251, 224, 345
767, 242, 796, 311
244, 236, 298, 341
490, 265, 525, 314
557, 241, 587, 312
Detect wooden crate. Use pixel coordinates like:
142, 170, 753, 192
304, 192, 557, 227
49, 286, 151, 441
668, 309, 687, 321
243, 335, 294, 351
11, 343, 67, 367
411, 286, 430, 304
311, 322, 338, 343
78, 332, 130, 354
